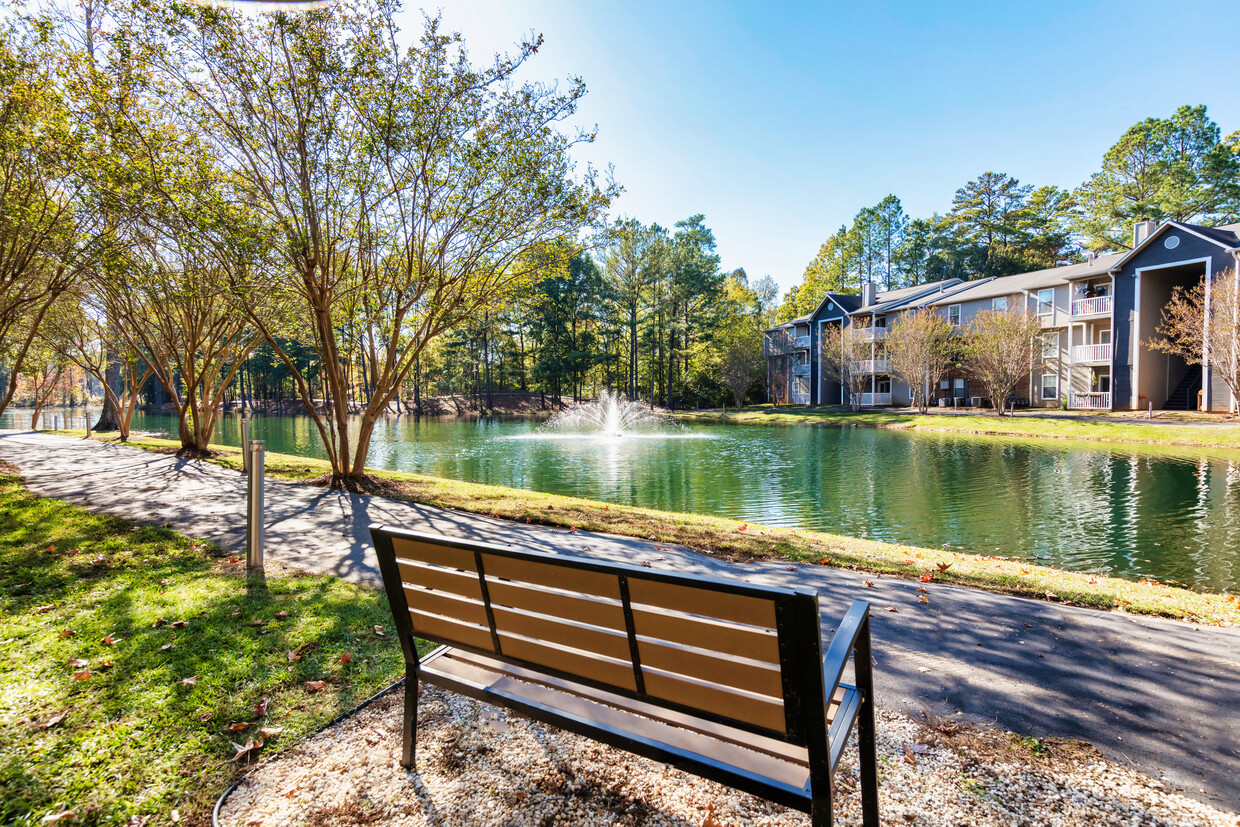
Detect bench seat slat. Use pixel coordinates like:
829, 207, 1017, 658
627, 578, 777, 629
498, 633, 637, 692
642, 669, 786, 734
482, 553, 621, 600
420, 648, 816, 806
486, 578, 627, 630
397, 560, 482, 600
408, 609, 494, 652
637, 637, 783, 699
630, 606, 780, 664
442, 648, 815, 765
491, 604, 632, 661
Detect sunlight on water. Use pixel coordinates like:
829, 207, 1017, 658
7, 407, 1239, 592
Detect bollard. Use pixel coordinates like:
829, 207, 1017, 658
241, 416, 251, 474
246, 440, 265, 576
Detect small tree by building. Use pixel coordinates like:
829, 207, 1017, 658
960, 305, 1043, 416
886, 311, 955, 413
820, 324, 870, 411
1152, 268, 1240, 413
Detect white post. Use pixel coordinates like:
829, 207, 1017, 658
246, 440, 265, 576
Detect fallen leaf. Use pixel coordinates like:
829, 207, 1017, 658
101, 634, 122, 646
918, 595, 930, 604
34, 712, 66, 729
73, 669, 91, 681
886, 606, 899, 612
275, 610, 288, 620
248, 620, 267, 628
338, 652, 352, 665
195, 712, 212, 722
304, 680, 327, 691
95, 660, 113, 670
863, 580, 875, 588
59, 630, 75, 638
46, 544, 56, 554
171, 620, 188, 629
180, 675, 200, 686
227, 556, 241, 563
919, 574, 935, 583
157, 579, 169, 586
160, 643, 173, 651
153, 618, 167, 628
938, 723, 958, 733
253, 697, 269, 716
288, 643, 316, 663
258, 726, 284, 738
908, 743, 931, 755
917, 586, 928, 594
936, 562, 952, 573
903, 743, 917, 764
227, 722, 250, 731
701, 801, 723, 827
34, 604, 56, 614
68, 658, 89, 668
229, 737, 264, 762
373, 626, 386, 637
40, 809, 74, 823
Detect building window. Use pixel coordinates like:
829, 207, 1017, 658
948, 304, 961, 326
1042, 332, 1059, 360
1041, 373, 1058, 400
1037, 288, 1054, 315
953, 378, 966, 399
877, 377, 891, 394
992, 296, 1008, 312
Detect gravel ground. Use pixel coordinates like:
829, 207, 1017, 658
218, 684, 1238, 827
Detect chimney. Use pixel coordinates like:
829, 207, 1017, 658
1087, 251, 1096, 264
1133, 220, 1157, 248
861, 280, 878, 307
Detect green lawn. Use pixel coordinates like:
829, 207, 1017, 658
0, 471, 412, 826
675, 405, 1240, 451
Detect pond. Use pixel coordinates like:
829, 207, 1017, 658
7, 407, 1240, 592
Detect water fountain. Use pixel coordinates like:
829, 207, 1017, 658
543, 390, 671, 437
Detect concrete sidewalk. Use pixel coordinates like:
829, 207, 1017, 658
1, 430, 1237, 810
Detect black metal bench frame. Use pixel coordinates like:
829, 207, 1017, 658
372, 525, 879, 827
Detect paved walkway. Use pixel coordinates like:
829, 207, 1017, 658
1, 431, 1237, 810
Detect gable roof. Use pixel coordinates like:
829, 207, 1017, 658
850, 278, 964, 315
1108, 220, 1240, 272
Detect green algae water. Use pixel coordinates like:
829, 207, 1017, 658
8, 407, 1240, 592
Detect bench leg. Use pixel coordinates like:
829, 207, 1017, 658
402, 666, 419, 768
810, 796, 833, 827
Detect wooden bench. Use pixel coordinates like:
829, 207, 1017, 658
371, 525, 879, 827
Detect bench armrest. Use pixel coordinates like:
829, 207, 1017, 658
821, 599, 872, 698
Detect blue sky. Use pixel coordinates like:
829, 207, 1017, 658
423, 0, 1240, 296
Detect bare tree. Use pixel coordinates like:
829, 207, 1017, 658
886, 311, 956, 413
820, 324, 870, 411
1152, 268, 1240, 413
960, 306, 1043, 416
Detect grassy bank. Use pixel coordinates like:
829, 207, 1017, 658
0, 468, 410, 826
68, 431, 1240, 627
675, 406, 1240, 451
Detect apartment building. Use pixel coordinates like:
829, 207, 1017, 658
764, 220, 1240, 412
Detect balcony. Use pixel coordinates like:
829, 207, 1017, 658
765, 338, 793, 356
1071, 296, 1112, 317
792, 363, 810, 377
791, 392, 810, 405
1072, 344, 1112, 363
856, 392, 893, 406
1070, 391, 1111, 410
855, 327, 888, 342
857, 359, 890, 374
793, 335, 811, 350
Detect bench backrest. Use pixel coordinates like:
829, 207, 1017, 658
371, 525, 826, 744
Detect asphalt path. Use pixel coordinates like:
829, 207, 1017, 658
1, 430, 1237, 810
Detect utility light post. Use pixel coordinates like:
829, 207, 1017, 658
241, 412, 251, 474
246, 440, 265, 576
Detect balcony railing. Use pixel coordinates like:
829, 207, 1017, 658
1071, 296, 1112, 317
855, 392, 893, 406
792, 363, 811, 377
1070, 391, 1112, 410
855, 327, 888, 342
765, 338, 793, 356
857, 359, 890, 374
793, 335, 811, 350
1072, 343, 1112, 363
792, 392, 811, 405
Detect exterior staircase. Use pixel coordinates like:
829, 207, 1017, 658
1164, 365, 1202, 410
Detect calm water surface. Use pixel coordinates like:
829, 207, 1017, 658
8, 408, 1240, 592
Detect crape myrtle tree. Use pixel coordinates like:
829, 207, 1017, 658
1153, 268, 1240, 414
960, 305, 1044, 416
886, 310, 955, 413
0, 19, 107, 417
154, 3, 615, 488
41, 283, 154, 441
819, 324, 870, 411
